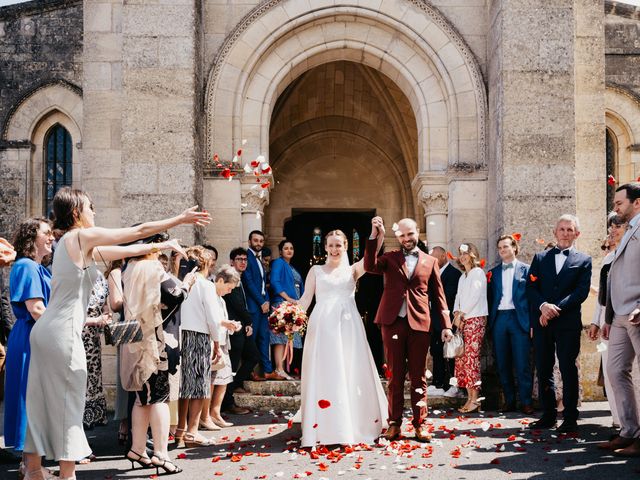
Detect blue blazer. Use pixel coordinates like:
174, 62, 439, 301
487, 260, 530, 334
242, 249, 269, 314
526, 248, 592, 331
269, 257, 304, 305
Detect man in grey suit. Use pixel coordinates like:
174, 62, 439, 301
601, 182, 640, 457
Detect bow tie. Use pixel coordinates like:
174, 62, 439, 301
403, 249, 419, 258
502, 262, 514, 270
551, 247, 570, 256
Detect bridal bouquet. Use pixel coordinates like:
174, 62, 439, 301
268, 302, 308, 368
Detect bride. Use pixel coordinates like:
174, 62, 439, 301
296, 229, 387, 447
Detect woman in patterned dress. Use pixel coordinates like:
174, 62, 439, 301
452, 242, 488, 414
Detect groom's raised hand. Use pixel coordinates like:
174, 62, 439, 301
370, 216, 385, 239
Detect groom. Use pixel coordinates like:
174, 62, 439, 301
365, 217, 453, 442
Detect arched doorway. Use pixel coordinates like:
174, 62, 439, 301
265, 61, 417, 256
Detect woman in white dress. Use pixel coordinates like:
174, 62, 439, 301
297, 229, 387, 447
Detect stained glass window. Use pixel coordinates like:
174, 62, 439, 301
44, 124, 72, 217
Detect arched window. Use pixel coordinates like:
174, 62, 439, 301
44, 124, 72, 216
606, 128, 617, 213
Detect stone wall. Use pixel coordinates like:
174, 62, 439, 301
0, 0, 83, 238
605, 1, 640, 98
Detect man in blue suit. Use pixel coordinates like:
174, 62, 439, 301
242, 230, 284, 380
526, 215, 592, 433
487, 235, 533, 414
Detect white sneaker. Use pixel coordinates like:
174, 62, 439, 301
443, 386, 460, 398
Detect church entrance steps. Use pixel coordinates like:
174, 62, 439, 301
234, 380, 465, 412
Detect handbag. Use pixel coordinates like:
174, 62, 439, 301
443, 330, 464, 359
84, 241, 144, 347
104, 311, 143, 346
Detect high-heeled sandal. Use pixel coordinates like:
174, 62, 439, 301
22, 469, 57, 480
125, 450, 153, 469
458, 402, 481, 414
183, 432, 214, 447
151, 455, 183, 475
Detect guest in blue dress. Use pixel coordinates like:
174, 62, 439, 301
269, 240, 304, 379
5, 218, 54, 453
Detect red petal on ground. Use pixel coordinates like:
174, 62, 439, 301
212, 456, 221, 462
318, 399, 331, 409
176, 453, 186, 459
490, 458, 501, 464
251, 160, 259, 168
239, 466, 248, 471
230, 455, 242, 462
257, 453, 270, 457
214, 472, 223, 476
310, 451, 319, 460
507, 434, 517, 441
318, 463, 329, 471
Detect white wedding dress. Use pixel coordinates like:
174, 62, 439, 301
298, 263, 388, 447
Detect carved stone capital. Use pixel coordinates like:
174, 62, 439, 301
419, 191, 449, 215
241, 187, 269, 213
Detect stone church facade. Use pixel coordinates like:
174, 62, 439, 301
1, 0, 640, 403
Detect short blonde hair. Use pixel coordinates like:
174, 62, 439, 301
214, 264, 241, 285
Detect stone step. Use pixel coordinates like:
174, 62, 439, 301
234, 391, 465, 412
243, 380, 435, 396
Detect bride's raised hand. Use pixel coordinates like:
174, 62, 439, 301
180, 206, 211, 227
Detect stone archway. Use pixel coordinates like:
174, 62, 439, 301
203, 0, 487, 254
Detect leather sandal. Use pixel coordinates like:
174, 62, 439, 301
183, 432, 214, 447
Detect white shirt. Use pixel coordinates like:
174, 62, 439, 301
454, 267, 488, 318
554, 247, 572, 274
440, 261, 450, 274
250, 248, 266, 295
398, 249, 419, 317
179, 275, 222, 341
498, 262, 516, 310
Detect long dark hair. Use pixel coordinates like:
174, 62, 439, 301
12, 217, 51, 260
52, 186, 90, 236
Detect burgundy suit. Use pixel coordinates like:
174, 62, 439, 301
364, 238, 451, 427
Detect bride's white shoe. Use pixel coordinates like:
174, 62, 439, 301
275, 369, 294, 380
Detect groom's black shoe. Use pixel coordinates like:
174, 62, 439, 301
383, 424, 401, 441
528, 417, 557, 430
556, 420, 578, 434
415, 426, 432, 443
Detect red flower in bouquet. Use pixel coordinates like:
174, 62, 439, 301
269, 302, 308, 368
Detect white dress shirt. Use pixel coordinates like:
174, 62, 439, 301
250, 248, 266, 295
454, 267, 488, 318
498, 262, 516, 310
179, 275, 221, 341
398, 249, 419, 317
440, 261, 450, 274
554, 247, 572, 274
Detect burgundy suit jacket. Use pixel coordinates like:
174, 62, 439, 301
364, 238, 451, 333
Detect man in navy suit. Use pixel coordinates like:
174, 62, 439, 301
526, 215, 592, 433
242, 230, 284, 380
487, 235, 533, 414
428, 246, 461, 396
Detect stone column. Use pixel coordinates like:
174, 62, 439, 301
240, 183, 269, 244
119, 0, 200, 243
488, 0, 580, 262
418, 190, 448, 249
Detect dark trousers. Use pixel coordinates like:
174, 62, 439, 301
251, 312, 273, 373
382, 316, 430, 428
493, 310, 532, 406
222, 330, 260, 409
430, 331, 454, 389
534, 325, 581, 422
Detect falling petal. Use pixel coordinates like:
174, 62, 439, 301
535, 238, 546, 245
596, 342, 607, 352
244, 164, 253, 173
237, 148, 243, 156
425, 369, 433, 379
479, 258, 486, 268
459, 244, 469, 253
474, 380, 482, 387
529, 274, 538, 282
512, 232, 522, 241
392, 334, 398, 339
415, 388, 424, 394
416, 400, 427, 408
318, 399, 331, 409
607, 174, 616, 186
392, 223, 399, 232
232, 155, 239, 163
242, 139, 247, 145
449, 377, 458, 387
